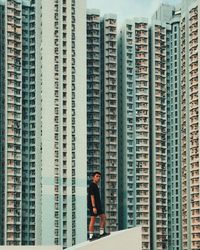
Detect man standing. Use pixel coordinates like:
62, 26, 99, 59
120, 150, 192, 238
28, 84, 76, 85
88, 171, 108, 241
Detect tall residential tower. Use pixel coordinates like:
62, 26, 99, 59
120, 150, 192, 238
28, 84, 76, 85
101, 14, 118, 233
35, 0, 87, 247
86, 9, 101, 179
0, 0, 24, 245
0, 0, 87, 247
86, 11, 118, 233
118, 18, 150, 249
181, 0, 200, 249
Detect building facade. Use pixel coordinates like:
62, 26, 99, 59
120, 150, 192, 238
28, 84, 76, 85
0, 0, 87, 248
0, 0, 24, 245
166, 9, 182, 250
35, 0, 87, 247
149, 20, 169, 250
86, 11, 118, 233
86, 9, 101, 179
2, 0, 200, 249
101, 14, 118, 233
181, 0, 200, 249
118, 18, 150, 249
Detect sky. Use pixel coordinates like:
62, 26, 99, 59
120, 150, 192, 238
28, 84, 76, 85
87, 0, 182, 24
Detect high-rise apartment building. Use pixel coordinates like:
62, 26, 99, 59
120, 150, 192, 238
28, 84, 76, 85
21, 0, 36, 245
150, 2, 200, 250
0, 0, 24, 245
149, 17, 171, 250
101, 14, 118, 233
165, 8, 182, 250
86, 11, 118, 233
118, 18, 150, 249
86, 9, 101, 178
2, 0, 200, 249
0, 0, 87, 247
0, 2, 5, 244
86, 10, 103, 235
35, 0, 87, 247
0, 0, 37, 245
117, 6, 184, 249
181, 0, 200, 249
118, 11, 172, 250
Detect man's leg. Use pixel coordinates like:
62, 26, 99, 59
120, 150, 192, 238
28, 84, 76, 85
99, 214, 106, 236
89, 216, 96, 240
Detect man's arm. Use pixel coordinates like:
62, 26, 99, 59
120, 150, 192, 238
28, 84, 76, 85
91, 195, 97, 214
91, 195, 95, 207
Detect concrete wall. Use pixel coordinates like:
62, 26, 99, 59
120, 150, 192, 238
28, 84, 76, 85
0, 247, 62, 250
0, 227, 141, 250
67, 227, 142, 250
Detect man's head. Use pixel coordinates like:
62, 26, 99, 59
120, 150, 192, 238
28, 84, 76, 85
92, 171, 101, 184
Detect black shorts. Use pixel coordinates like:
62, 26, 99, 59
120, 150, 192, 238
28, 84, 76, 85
89, 207, 104, 216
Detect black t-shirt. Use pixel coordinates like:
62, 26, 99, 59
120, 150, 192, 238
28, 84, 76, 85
88, 182, 102, 210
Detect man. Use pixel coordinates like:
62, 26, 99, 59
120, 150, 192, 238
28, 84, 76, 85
88, 171, 108, 241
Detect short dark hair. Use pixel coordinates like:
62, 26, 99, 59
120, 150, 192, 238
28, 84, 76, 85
92, 171, 101, 177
